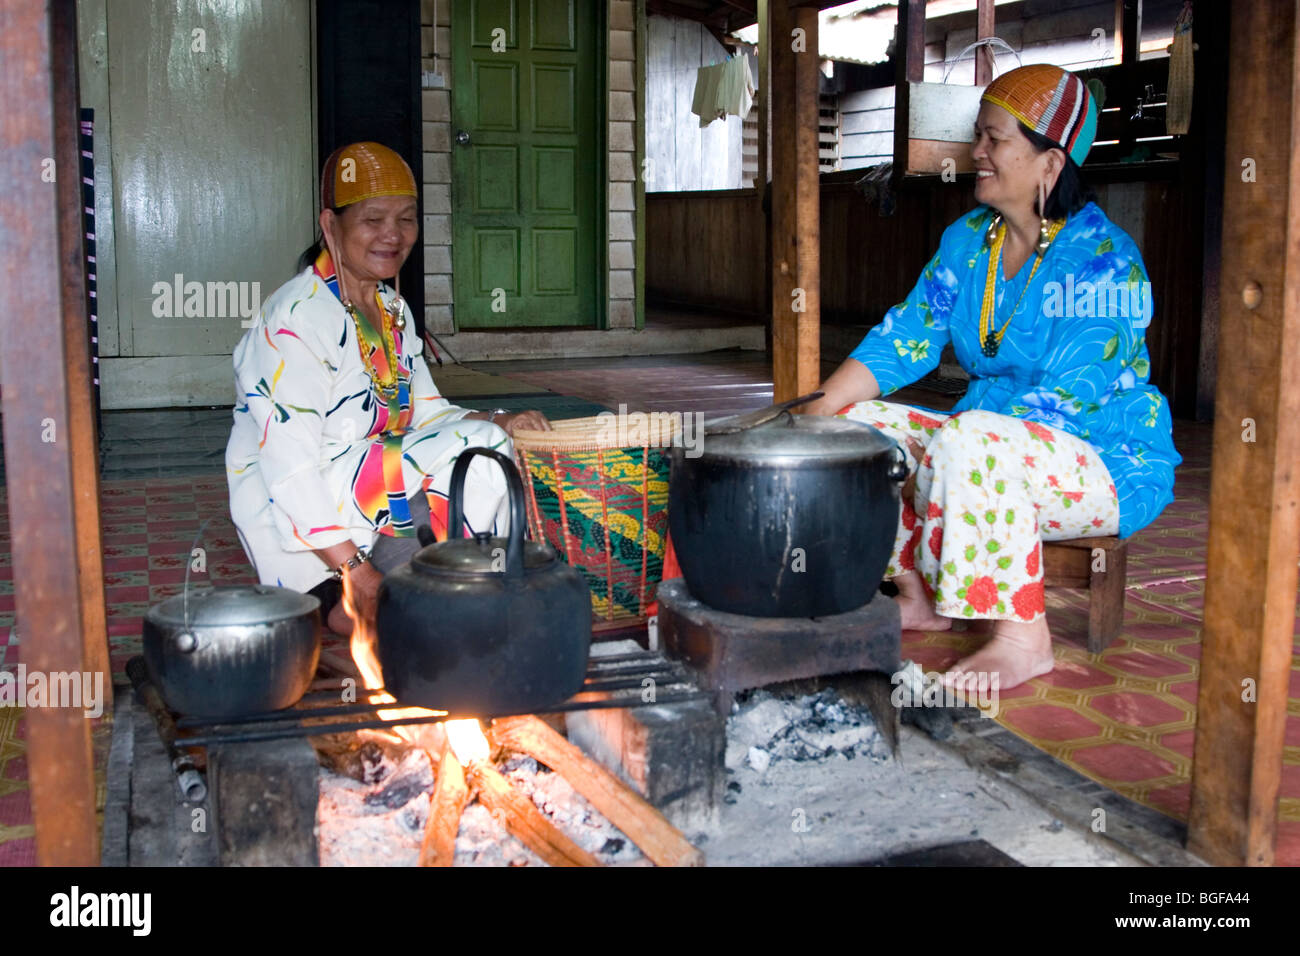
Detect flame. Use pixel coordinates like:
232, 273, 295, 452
444, 718, 490, 765
342, 567, 445, 741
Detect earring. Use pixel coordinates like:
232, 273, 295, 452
391, 273, 407, 330
1034, 181, 1052, 256
985, 213, 1003, 247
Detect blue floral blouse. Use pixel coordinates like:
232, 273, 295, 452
850, 202, 1180, 538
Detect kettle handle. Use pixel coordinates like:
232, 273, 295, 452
445, 446, 527, 577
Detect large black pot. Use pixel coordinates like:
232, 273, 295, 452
375, 447, 592, 715
668, 410, 906, 617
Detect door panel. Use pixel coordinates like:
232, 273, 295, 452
452, 0, 598, 327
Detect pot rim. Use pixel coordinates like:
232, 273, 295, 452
145, 584, 320, 628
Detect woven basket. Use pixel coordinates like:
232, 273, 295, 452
512, 414, 678, 624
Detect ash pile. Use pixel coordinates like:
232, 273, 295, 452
726, 687, 894, 779
317, 742, 645, 867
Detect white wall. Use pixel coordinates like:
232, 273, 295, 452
80, 0, 317, 409
645, 14, 750, 192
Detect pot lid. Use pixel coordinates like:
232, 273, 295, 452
411, 532, 558, 576
691, 414, 898, 464
146, 585, 319, 628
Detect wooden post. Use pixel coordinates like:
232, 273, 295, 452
1115, 0, 1142, 155
757, 0, 769, 201
892, 0, 925, 183
1188, 0, 1299, 867
0, 0, 100, 864
52, 0, 110, 688
769, 0, 821, 403
974, 0, 995, 86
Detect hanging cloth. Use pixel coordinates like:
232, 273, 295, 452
691, 54, 755, 127
1166, 2, 1194, 135
691, 61, 725, 126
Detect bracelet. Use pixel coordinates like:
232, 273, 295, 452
486, 408, 509, 425
331, 547, 372, 580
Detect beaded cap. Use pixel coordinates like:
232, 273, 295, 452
981, 64, 1098, 166
320, 141, 417, 210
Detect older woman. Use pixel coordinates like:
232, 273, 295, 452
226, 141, 548, 634
806, 65, 1180, 689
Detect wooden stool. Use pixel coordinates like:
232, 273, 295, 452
1042, 536, 1128, 653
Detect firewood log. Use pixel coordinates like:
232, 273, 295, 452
489, 715, 705, 867
465, 761, 600, 867
419, 746, 469, 867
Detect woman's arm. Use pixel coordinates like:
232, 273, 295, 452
234, 305, 357, 558
810, 223, 969, 412
405, 317, 551, 435
804, 359, 882, 415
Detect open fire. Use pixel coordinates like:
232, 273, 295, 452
339, 569, 704, 867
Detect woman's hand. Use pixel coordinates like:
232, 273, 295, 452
899, 436, 926, 511
330, 562, 383, 636
494, 410, 551, 435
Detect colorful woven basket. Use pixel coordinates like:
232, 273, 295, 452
512, 415, 677, 623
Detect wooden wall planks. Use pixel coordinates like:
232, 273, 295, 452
646, 167, 1206, 419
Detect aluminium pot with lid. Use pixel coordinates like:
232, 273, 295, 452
668, 393, 908, 618
142, 584, 322, 718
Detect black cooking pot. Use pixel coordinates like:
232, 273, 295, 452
375, 447, 592, 715
668, 398, 907, 617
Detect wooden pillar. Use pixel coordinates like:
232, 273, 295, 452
1188, 0, 1299, 867
974, 0, 995, 86
53, 0, 110, 688
757, 0, 769, 201
1115, 0, 1142, 155
891, 0, 925, 183
0, 0, 100, 864
769, 0, 820, 403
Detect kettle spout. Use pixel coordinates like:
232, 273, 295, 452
417, 523, 436, 548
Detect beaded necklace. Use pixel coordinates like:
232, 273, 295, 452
979, 218, 1064, 357
346, 292, 406, 400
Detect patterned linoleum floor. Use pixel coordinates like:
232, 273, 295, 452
2, 418, 1298, 864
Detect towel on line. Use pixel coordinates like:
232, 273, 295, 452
691, 54, 755, 127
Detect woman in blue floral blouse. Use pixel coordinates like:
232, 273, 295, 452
806, 65, 1180, 689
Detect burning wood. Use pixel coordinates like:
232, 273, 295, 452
341, 568, 704, 867
468, 758, 600, 866
419, 743, 469, 867
489, 715, 704, 867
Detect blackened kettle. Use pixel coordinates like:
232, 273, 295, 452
375, 447, 591, 715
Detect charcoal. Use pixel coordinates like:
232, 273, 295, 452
364, 753, 433, 810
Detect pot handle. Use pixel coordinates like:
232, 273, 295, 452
888, 443, 909, 483
446, 446, 527, 577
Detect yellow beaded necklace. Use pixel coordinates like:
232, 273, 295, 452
346, 290, 406, 399
979, 218, 1064, 357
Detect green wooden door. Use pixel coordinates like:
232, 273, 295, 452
451, 0, 599, 328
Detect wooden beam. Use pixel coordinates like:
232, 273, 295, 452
975, 0, 995, 86
1188, 0, 1299, 867
0, 0, 99, 865
903, 0, 925, 84
1115, 0, 1142, 153
769, 0, 821, 403
892, 0, 924, 182
52, 0, 109, 690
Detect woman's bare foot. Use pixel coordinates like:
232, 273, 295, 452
941, 615, 1055, 691
892, 571, 952, 632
